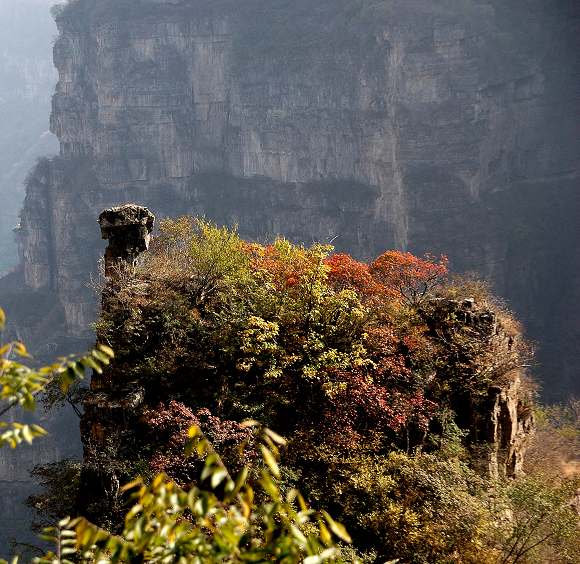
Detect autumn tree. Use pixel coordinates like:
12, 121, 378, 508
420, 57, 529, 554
19, 218, 569, 563
370, 250, 448, 306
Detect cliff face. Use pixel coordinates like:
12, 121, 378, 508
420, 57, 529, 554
17, 0, 580, 398
0, 2, 63, 554
0, 0, 58, 273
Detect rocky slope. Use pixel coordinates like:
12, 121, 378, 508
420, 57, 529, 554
15, 0, 580, 403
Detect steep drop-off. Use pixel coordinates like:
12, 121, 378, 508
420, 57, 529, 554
16, 0, 580, 398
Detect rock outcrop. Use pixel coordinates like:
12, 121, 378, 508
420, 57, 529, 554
79, 204, 154, 522
98, 204, 155, 275
424, 298, 534, 478
14, 0, 580, 402
77, 205, 535, 525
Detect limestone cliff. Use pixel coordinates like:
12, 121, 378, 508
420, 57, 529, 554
0, 1, 62, 554
15, 0, 580, 398
0, 0, 58, 273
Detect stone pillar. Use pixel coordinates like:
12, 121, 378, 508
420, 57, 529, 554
98, 204, 155, 277
77, 205, 154, 524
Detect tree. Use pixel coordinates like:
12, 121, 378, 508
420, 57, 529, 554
31, 424, 353, 564
0, 307, 113, 448
90, 218, 532, 560
0, 307, 354, 564
493, 474, 580, 564
370, 251, 448, 306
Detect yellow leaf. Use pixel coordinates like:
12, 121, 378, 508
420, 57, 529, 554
21, 426, 33, 444
260, 445, 280, 479
152, 474, 165, 489
13, 342, 30, 358
97, 344, 115, 358
322, 510, 352, 543
121, 478, 143, 493
125, 504, 143, 521
240, 419, 259, 428
264, 428, 287, 446
318, 520, 332, 546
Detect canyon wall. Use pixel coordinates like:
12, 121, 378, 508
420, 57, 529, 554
16, 0, 580, 403
0, 0, 58, 273
0, 1, 63, 554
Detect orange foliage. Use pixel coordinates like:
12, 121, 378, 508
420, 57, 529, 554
236, 240, 448, 446
243, 242, 320, 290
370, 251, 448, 305
324, 253, 381, 296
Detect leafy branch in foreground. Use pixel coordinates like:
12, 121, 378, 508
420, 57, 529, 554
0, 307, 114, 448
31, 423, 355, 564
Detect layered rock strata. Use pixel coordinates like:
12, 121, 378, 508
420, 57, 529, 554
14, 0, 580, 398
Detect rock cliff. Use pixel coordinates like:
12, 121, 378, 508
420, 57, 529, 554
423, 297, 534, 478
0, 1, 62, 554
15, 0, 580, 399
0, 0, 58, 273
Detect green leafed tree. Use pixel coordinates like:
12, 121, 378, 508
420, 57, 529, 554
0, 306, 355, 563
31, 424, 354, 564
0, 307, 113, 448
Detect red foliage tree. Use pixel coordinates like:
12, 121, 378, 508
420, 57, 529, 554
370, 251, 448, 306
143, 401, 256, 485
321, 369, 437, 449
324, 253, 380, 296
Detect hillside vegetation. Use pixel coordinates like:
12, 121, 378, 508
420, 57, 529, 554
63, 217, 576, 563
1, 215, 578, 562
